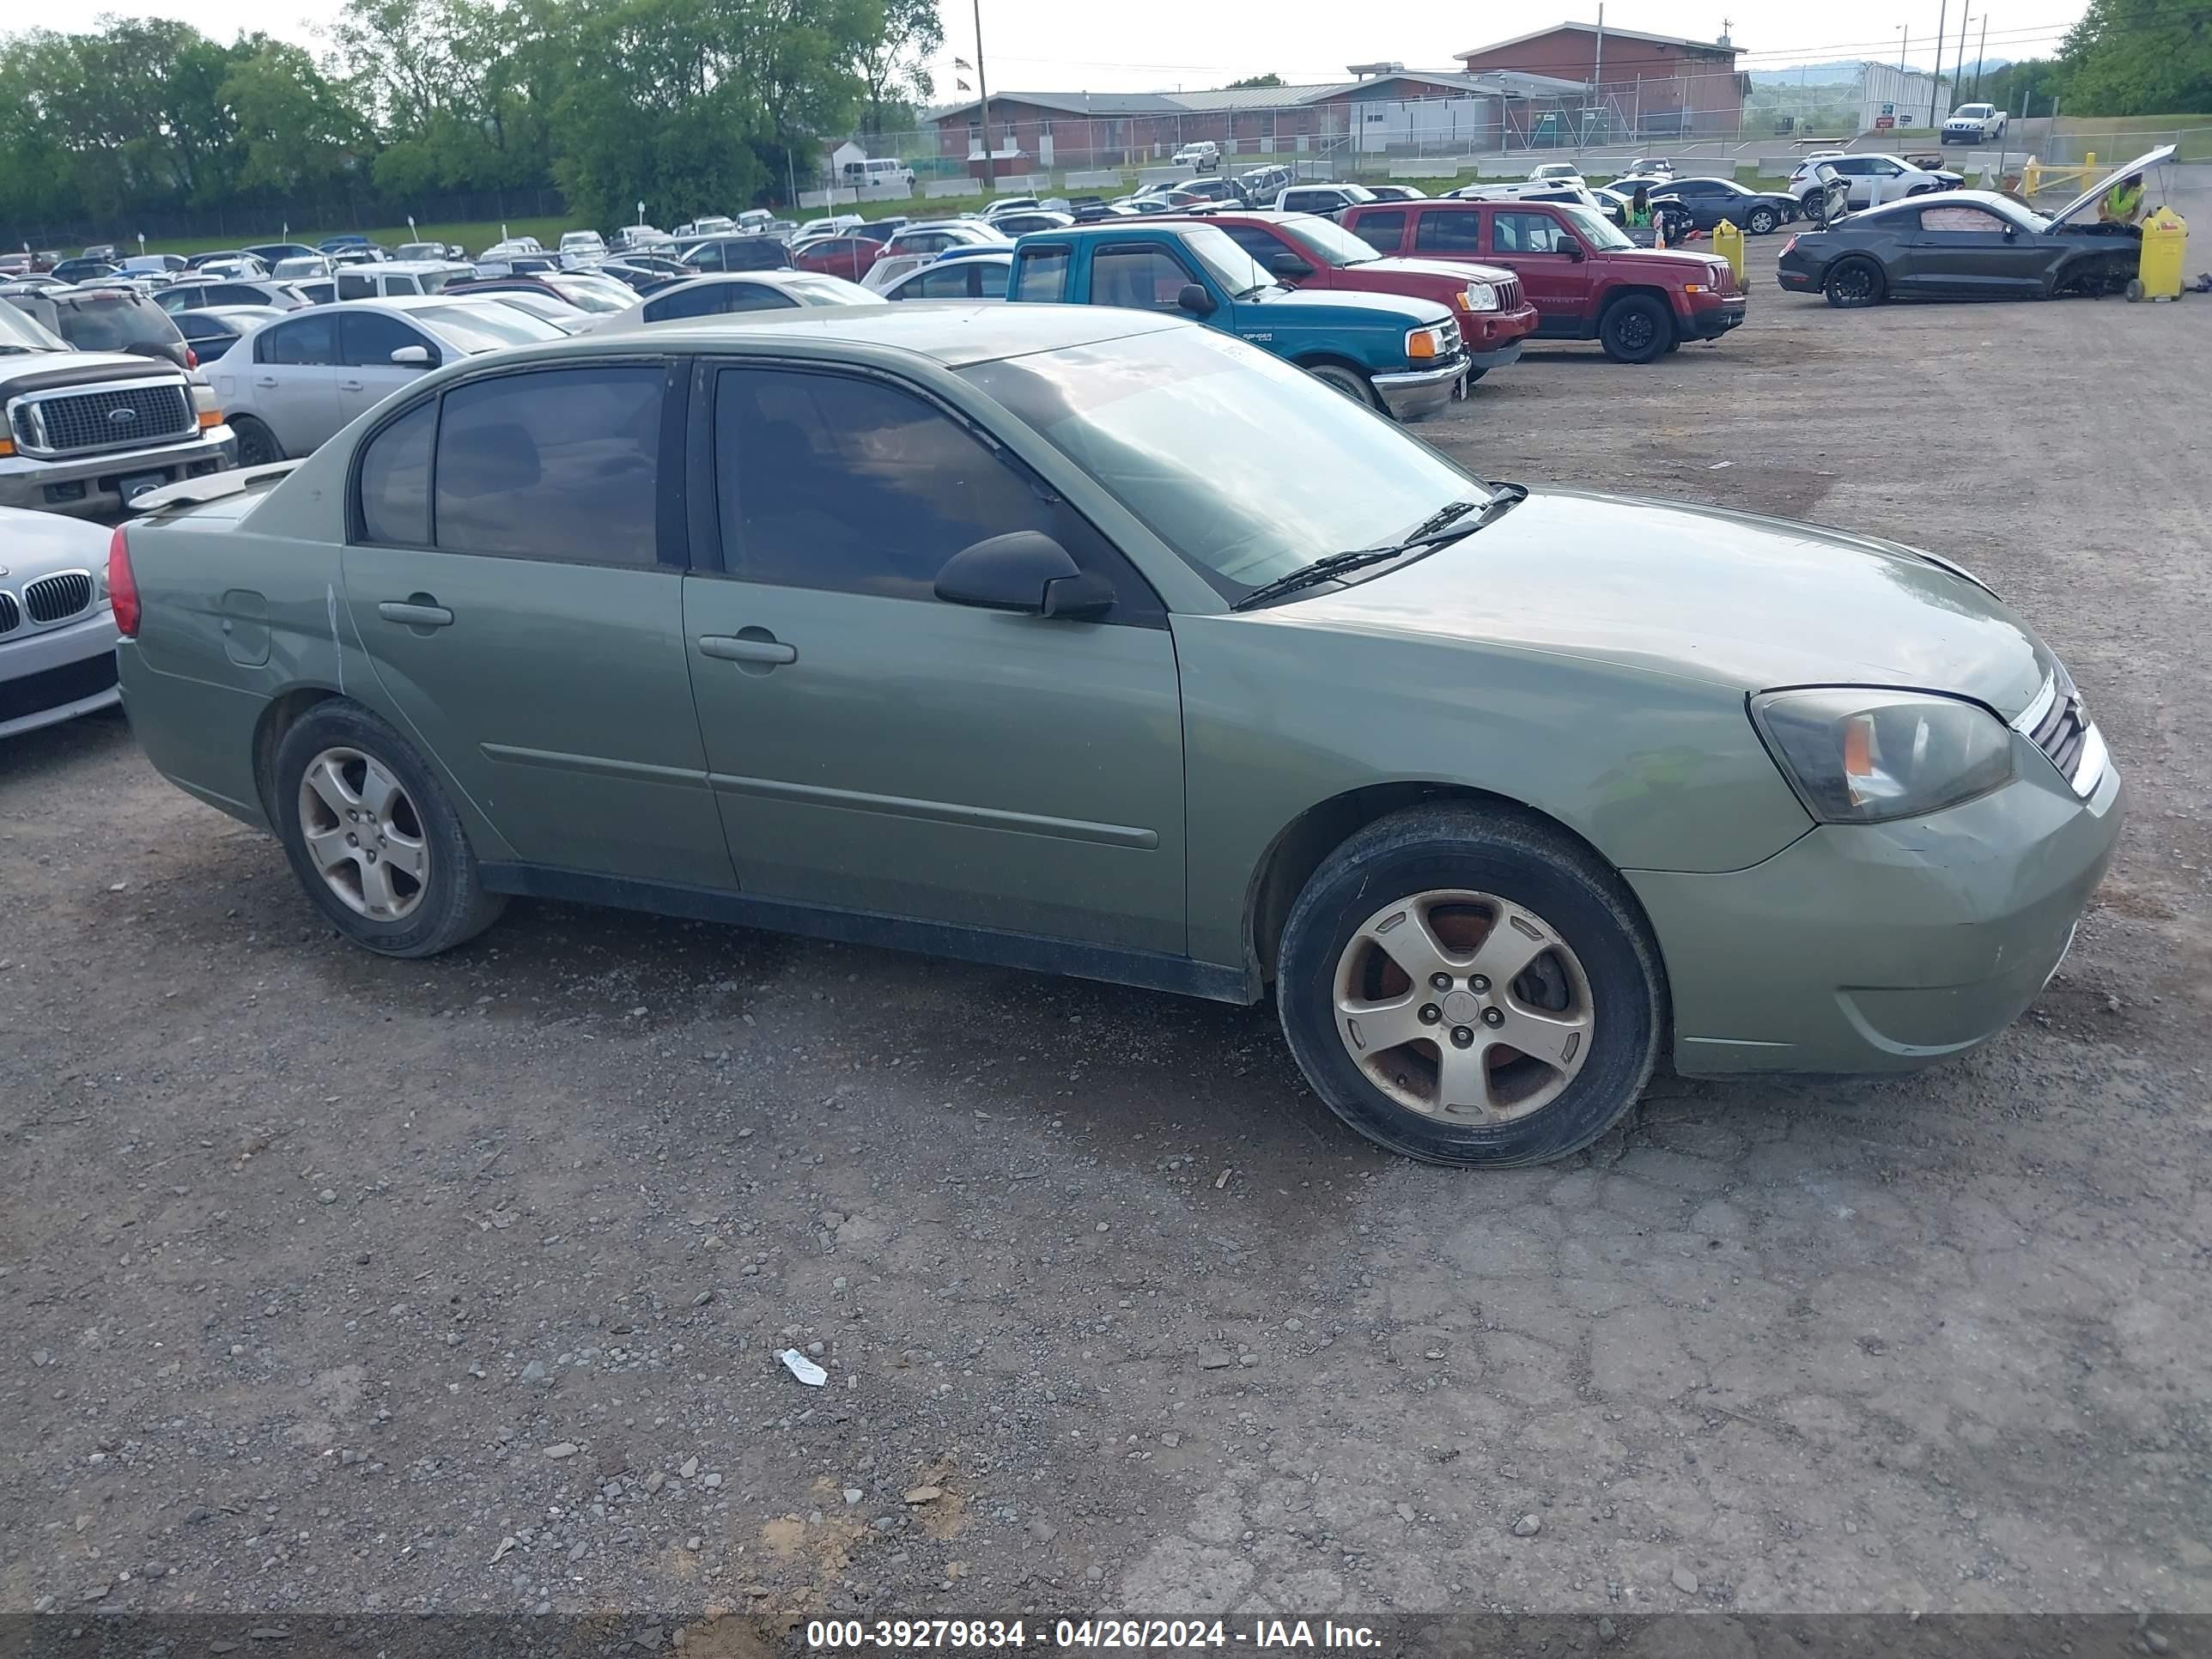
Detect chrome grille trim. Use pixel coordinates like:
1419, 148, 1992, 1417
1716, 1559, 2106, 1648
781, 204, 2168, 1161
7, 376, 196, 459
2011, 669, 2106, 799
24, 570, 96, 624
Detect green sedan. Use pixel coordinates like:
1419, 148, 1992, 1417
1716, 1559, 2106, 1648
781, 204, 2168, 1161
108, 306, 2121, 1167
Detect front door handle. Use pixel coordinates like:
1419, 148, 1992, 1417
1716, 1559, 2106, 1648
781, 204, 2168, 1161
699, 633, 797, 666
378, 600, 454, 629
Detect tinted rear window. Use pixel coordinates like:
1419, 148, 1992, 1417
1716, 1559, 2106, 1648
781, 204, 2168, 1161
51, 295, 179, 352
357, 400, 434, 545
1350, 209, 1407, 251
434, 367, 663, 565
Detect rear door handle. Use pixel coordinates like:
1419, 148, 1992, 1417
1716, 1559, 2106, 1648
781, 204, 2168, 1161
378, 600, 454, 628
698, 633, 797, 666
338, 378, 365, 392
252, 376, 277, 387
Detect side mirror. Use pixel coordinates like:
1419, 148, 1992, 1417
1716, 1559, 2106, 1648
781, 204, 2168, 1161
1565, 242, 1586, 262
390, 344, 435, 368
1268, 252, 1314, 281
934, 531, 1115, 620
1176, 282, 1217, 317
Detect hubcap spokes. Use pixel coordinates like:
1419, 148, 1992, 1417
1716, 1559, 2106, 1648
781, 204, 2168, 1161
1333, 890, 1594, 1123
298, 746, 430, 921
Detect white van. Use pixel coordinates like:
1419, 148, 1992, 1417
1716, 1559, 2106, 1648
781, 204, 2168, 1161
840, 156, 916, 189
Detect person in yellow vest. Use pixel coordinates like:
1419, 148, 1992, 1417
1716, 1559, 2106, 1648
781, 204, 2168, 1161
2100, 174, 2145, 224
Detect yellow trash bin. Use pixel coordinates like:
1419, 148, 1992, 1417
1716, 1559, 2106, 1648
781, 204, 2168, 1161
1711, 218, 1745, 286
2132, 207, 2186, 302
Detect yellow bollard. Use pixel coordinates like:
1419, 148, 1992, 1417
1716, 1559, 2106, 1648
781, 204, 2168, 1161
2131, 207, 2187, 301
1711, 218, 1745, 286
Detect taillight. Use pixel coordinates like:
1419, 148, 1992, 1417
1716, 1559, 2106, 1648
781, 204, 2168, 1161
107, 525, 140, 638
185, 345, 198, 368
1782, 234, 1798, 257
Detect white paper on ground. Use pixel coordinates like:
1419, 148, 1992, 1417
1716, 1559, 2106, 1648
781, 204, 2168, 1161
778, 1348, 828, 1386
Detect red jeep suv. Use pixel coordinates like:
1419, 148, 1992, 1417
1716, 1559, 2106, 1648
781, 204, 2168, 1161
1340, 197, 1745, 364
1176, 210, 1540, 380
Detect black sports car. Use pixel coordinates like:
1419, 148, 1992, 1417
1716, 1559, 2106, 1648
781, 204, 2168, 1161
1777, 145, 2173, 307
1649, 176, 1801, 234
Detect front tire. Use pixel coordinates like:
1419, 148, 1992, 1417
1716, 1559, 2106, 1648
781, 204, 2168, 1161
1598, 294, 1672, 363
272, 700, 506, 957
1304, 360, 1384, 411
1747, 204, 1778, 234
1276, 805, 1665, 1167
1824, 256, 1887, 307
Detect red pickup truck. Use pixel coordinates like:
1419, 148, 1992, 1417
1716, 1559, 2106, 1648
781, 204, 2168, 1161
1339, 198, 1745, 365
1172, 210, 1540, 380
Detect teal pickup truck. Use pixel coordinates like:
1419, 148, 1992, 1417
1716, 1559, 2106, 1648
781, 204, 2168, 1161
1004, 222, 1468, 420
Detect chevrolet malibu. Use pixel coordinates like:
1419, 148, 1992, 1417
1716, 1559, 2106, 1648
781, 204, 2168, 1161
108, 307, 2120, 1166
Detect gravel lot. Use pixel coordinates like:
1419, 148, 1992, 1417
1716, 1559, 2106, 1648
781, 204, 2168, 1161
4, 210, 2210, 1639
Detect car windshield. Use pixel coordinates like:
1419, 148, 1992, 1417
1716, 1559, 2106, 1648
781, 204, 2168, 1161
1955, 104, 1993, 118
1559, 205, 1633, 251
544, 277, 629, 313
784, 275, 887, 307
0, 298, 70, 353
961, 327, 1494, 599
49, 293, 177, 352
1176, 225, 1276, 296
1282, 215, 1384, 268
414, 267, 467, 293
414, 302, 567, 350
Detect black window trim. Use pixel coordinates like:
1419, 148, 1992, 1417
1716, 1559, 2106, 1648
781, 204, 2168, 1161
683, 354, 1165, 628
345, 355, 690, 571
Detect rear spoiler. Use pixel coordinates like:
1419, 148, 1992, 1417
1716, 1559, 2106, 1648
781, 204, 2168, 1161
127, 460, 300, 515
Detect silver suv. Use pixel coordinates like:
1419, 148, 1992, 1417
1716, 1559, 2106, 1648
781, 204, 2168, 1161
1786, 152, 1963, 211
0, 294, 234, 517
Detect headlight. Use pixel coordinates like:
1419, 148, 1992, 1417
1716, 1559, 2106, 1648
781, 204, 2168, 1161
1455, 282, 1498, 313
1405, 323, 1449, 360
1751, 689, 2014, 823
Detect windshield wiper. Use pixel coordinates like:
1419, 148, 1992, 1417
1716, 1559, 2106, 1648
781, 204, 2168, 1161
1231, 493, 1522, 611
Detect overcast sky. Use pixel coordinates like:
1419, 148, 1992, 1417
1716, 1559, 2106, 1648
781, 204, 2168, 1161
32, 0, 2088, 92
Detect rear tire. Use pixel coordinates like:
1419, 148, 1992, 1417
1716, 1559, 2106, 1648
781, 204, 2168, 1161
1304, 360, 1384, 412
230, 416, 283, 468
1824, 256, 1887, 307
271, 700, 506, 958
1598, 294, 1672, 364
1275, 804, 1665, 1167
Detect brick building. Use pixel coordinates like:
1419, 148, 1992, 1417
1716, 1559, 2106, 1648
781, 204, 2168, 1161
926, 70, 1585, 173
1453, 23, 1747, 137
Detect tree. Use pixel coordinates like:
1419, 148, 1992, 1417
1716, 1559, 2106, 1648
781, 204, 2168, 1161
1227, 72, 1285, 88
854, 0, 942, 137
2060, 0, 2212, 114
222, 40, 366, 195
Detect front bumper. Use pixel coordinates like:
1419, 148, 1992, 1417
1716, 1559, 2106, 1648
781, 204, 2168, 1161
1684, 299, 1747, 339
1629, 741, 2124, 1076
1372, 357, 1468, 421
0, 426, 236, 518
1465, 339, 1525, 371
0, 609, 121, 738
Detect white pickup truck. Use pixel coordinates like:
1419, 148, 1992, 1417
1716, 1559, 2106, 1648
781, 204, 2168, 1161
1942, 103, 2008, 143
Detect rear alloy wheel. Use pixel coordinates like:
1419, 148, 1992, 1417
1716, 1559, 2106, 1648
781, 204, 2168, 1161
1305, 361, 1383, 411
272, 700, 506, 957
1824, 257, 1887, 307
1599, 294, 1672, 364
1747, 204, 1779, 234
230, 415, 283, 468
1276, 805, 1664, 1166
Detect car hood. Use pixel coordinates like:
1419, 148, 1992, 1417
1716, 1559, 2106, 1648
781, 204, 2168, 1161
1277, 489, 2051, 717
2050, 143, 2176, 227
1594, 245, 1724, 275
1358, 255, 1516, 285
0, 503, 114, 579
1247, 284, 1453, 325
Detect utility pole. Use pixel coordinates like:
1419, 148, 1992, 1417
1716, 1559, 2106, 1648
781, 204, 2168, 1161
1929, 0, 1947, 127
972, 0, 992, 178
1898, 25, 1909, 72
1589, 3, 1603, 152
1953, 3, 1972, 122
1973, 15, 1989, 99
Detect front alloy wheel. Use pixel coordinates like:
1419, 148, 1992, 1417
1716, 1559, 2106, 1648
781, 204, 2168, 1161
1334, 890, 1593, 1121
1747, 205, 1778, 234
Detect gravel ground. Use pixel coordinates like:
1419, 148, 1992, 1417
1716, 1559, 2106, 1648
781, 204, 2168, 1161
4, 210, 2210, 1640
